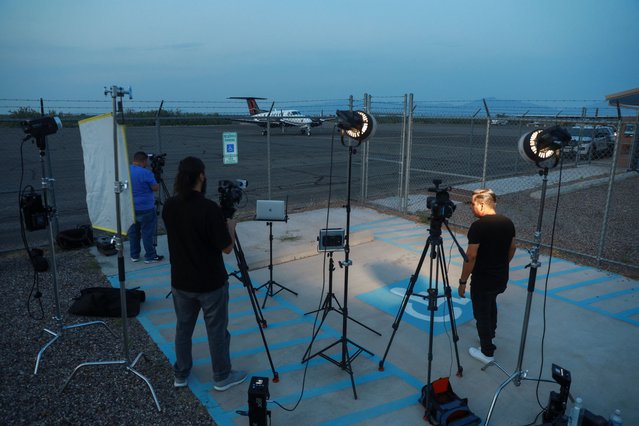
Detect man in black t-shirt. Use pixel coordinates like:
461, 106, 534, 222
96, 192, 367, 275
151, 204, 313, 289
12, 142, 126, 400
162, 156, 247, 391
458, 188, 516, 364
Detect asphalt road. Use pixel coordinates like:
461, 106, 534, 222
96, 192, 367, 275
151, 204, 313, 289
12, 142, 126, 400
1, 121, 535, 252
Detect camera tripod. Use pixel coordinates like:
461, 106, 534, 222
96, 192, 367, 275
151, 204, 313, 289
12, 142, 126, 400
231, 229, 279, 382
152, 169, 171, 248
378, 216, 466, 388
255, 220, 298, 308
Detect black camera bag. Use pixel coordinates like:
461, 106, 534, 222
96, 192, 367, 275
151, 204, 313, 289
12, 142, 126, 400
57, 225, 94, 250
419, 377, 481, 426
68, 286, 145, 318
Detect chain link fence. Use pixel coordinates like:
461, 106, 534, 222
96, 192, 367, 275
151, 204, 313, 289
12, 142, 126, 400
1, 95, 637, 276
359, 95, 639, 276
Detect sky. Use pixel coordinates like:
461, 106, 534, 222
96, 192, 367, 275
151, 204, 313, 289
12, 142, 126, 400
1, 0, 638, 109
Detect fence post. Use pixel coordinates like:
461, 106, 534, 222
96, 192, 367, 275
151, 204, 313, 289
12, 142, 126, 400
481, 98, 491, 187
398, 94, 408, 210
266, 102, 274, 200
402, 93, 414, 214
155, 100, 164, 154
596, 112, 623, 266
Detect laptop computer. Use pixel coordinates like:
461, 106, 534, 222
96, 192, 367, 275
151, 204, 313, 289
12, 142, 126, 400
255, 200, 287, 221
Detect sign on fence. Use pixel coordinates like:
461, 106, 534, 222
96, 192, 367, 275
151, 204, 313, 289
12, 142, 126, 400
223, 132, 238, 164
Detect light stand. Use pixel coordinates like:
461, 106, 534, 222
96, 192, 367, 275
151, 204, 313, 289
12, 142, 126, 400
255, 220, 298, 308
303, 110, 378, 399
62, 85, 161, 412
302, 248, 382, 362
484, 126, 570, 424
253, 199, 297, 307
23, 123, 115, 375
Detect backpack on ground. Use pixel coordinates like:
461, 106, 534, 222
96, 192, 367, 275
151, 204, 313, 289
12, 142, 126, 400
68, 286, 146, 317
57, 225, 94, 250
419, 377, 481, 426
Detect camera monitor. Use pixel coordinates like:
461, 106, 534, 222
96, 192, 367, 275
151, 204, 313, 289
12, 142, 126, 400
255, 200, 287, 222
318, 228, 345, 251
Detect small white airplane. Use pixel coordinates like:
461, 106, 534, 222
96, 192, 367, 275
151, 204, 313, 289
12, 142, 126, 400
228, 97, 331, 136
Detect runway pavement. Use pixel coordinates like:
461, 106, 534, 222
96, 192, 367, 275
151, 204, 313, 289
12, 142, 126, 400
91, 207, 639, 425
0, 121, 541, 253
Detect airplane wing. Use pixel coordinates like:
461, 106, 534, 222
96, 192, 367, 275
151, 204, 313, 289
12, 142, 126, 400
227, 116, 285, 127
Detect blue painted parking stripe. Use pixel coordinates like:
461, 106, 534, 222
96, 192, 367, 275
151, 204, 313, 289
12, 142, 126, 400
579, 287, 638, 305
616, 306, 639, 319
548, 275, 615, 294
373, 226, 427, 237
318, 394, 419, 426
551, 293, 639, 326
350, 217, 403, 232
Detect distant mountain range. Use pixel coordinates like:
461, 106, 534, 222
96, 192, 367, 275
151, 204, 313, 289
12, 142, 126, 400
413, 98, 629, 118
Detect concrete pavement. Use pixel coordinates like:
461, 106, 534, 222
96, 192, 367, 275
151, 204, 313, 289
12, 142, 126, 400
91, 207, 639, 425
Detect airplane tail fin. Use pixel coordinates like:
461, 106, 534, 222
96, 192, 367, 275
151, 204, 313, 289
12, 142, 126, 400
228, 97, 267, 115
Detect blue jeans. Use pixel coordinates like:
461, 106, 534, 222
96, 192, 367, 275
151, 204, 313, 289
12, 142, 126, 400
171, 284, 231, 382
128, 209, 157, 261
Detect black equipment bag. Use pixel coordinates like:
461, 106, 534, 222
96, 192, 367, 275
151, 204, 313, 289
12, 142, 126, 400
95, 236, 118, 256
419, 377, 481, 426
68, 287, 145, 318
57, 225, 94, 250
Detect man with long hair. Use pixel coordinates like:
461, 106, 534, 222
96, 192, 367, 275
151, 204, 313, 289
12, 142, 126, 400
458, 188, 516, 365
162, 156, 247, 391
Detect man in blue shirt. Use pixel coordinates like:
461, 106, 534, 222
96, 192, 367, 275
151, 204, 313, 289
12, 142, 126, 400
128, 151, 164, 263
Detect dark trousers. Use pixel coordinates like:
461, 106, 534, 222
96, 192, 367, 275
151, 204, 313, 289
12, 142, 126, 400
470, 289, 499, 357
171, 283, 231, 382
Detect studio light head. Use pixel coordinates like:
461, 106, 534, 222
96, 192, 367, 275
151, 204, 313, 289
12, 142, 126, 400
22, 116, 62, 139
518, 125, 570, 168
336, 110, 376, 145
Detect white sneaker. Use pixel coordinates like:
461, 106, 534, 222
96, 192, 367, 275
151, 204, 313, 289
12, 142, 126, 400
469, 347, 494, 364
174, 376, 188, 388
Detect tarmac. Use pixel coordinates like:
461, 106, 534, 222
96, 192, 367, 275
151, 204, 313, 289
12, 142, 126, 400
92, 205, 639, 425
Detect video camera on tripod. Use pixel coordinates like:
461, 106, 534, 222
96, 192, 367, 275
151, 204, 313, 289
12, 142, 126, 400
218, 179, 248, 219
147, 153, 166, 181
426, 179, 456, 220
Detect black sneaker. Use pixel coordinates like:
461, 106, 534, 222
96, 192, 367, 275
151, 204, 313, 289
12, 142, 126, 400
144, 255, 164, 264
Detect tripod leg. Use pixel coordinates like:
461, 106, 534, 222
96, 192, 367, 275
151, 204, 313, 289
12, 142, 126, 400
436, 244, 463, 377
232, 233, 279, 381
302, 302, 333, 362
379, 238, 431, 371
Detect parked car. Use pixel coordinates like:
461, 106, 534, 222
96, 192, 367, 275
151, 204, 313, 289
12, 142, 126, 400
623, 123, 635, 138
562, 126, 615, 159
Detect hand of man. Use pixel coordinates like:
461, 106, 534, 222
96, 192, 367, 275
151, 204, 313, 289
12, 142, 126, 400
457, 282, 466, 298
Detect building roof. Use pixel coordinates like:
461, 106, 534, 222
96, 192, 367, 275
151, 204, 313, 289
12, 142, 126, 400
606, 87, 639, 109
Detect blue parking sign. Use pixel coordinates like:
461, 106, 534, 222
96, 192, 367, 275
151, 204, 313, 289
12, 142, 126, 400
223, 132, 238, 164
